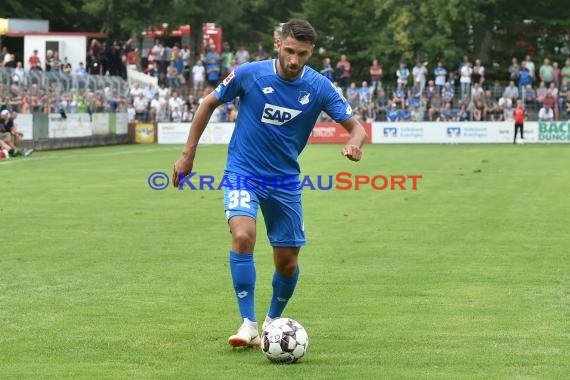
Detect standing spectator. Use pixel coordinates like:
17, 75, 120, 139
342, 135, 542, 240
434, 61, 447, 94
28, 49, 41, 70
253, 43, 269, 61
459, 60, 472, 99
369, 58, 383, 97
412, 59, 428, 93
61, 57, 72, 75
133, 92, 148, 121
205, 44, 221, 88
235, 45, 250, 65
561, 59, 570, 86
335, 54, 351, 91
525, 55, 536, 82
472, 59, 485, 86
539, 58, 554, 88
192, 60, 206, 98
396, 61, 410, 87
320, 57, 334, 82
508, 57, 520, 85
513, 100, 527, 144
166, 61, 180, 89
181, 44, 192, 83
552, 61, 561, 87
220, 42, 234, 78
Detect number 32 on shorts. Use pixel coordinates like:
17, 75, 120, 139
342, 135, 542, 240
227, 190, 251, 209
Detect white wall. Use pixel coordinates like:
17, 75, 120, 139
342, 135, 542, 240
24, 35, 87, 72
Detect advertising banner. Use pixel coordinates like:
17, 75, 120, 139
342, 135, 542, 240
308, 122, 372, 144
48, 113, 92, 138
135, 123, 155, 143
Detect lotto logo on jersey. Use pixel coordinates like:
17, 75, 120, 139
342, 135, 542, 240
261, 104, 302, 126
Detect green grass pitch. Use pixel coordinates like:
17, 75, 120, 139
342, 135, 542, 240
1, 143, 569, 379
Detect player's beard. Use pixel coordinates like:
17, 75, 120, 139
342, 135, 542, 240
277, 53, 301, 80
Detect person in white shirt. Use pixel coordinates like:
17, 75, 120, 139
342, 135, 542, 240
538, 104, 554, 121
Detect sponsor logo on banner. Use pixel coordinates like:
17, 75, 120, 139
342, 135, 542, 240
462, 126, 488, 138
399, 127, 424, 138
309, 122, 372, 144
384, 127, 398, 137
135, 123, 155, 143
538, 122, 570, 142
447, 127, 461, 137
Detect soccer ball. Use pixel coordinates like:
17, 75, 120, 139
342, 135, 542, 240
261, 318, 309, 363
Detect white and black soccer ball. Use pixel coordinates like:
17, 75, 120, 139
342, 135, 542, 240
261, 318, 309, 364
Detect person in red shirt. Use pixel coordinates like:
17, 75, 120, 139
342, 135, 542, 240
513, 100, 527, 144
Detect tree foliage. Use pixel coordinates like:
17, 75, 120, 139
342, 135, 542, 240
3, 0, 569, 82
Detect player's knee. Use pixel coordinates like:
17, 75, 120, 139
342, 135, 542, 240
278, 261, 298, 277
232, 230, 255, 252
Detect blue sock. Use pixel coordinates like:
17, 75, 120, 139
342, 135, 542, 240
229, 251, 256, 322
268, 267, 300, 319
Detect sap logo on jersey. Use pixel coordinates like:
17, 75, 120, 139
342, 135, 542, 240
261, 104, 302, 125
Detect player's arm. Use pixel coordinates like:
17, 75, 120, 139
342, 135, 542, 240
172, 91, 223, 187
340, 117, 367, 161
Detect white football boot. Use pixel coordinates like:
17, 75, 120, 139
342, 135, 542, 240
228, 319, 260, 348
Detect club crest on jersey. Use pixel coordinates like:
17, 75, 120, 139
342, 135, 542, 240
298, 91, 311, 105
261, 103, 302, 125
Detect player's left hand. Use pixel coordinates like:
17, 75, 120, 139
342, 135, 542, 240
342, 144, 362, 161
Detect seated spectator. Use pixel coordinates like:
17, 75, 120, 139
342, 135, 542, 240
375, 89, 388, 121
428, 93, 443, 121
386, 102, 400, 122
558, 80, 569, 116
440, 102, 454, 121
346, 82, 359, 108
392, 82, 406, 108
399, 106, 412, 121
441, 82, 454, 104
491, 80, 503, 101
357, 81, 373, 106
457, 104, 470, 121
536, 81, 547, 105
538, 104, 554, 121
503, 80, 519, 100
522, 85, 536, 109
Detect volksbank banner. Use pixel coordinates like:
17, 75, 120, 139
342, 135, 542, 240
157, 121, 569, 144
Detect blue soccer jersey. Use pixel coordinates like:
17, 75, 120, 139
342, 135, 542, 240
214, 59, 352, 179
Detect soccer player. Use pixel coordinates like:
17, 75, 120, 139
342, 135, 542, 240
513, 100, 527, 144
171, 19, 367, 348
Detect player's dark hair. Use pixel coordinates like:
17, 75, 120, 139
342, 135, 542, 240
281, 19, 317, 44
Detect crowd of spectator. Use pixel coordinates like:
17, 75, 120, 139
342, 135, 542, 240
1, 38, 570, 124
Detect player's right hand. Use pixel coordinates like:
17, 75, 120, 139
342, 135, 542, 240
172, 157, 194, 188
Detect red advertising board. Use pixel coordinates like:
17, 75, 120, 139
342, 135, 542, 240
308, 122, 372, 144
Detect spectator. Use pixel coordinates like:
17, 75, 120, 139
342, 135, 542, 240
320, 57, 334, 82
538, 103, 554, 121
396, 62, 410, 87
412, 59, 428, 93
192, 60, 206, 98
205, 44, 221, 87
369, 58, 383, 96
220, 42, 234, 78
235, 45, 250, 65
508, 57, 520, 85
335, 54, 351, 90
539, 58, 554, 87
434, 61, 447, 94
459, 60, 472, 99
472, 59, 485, 86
